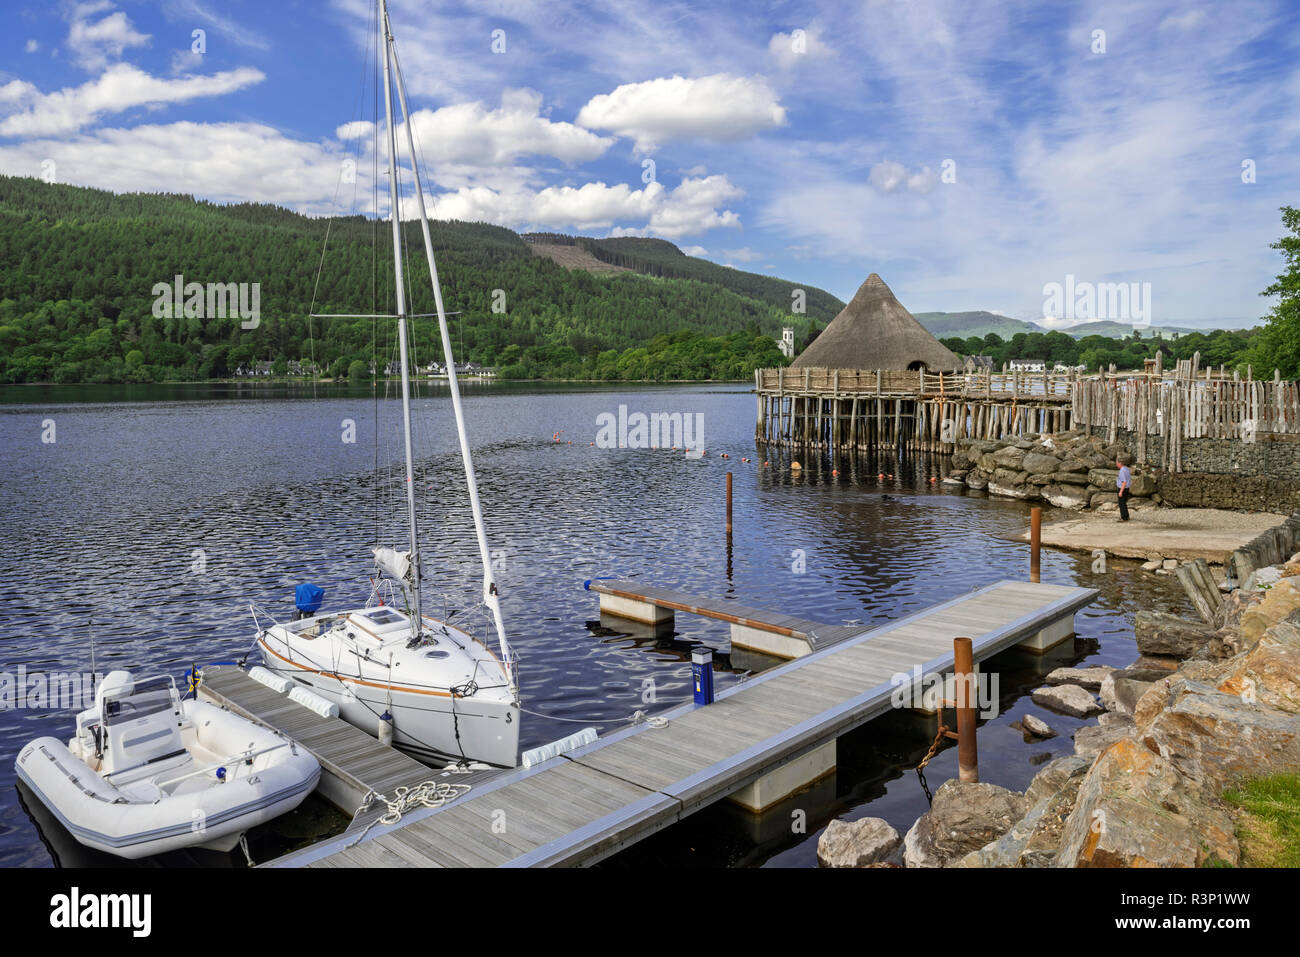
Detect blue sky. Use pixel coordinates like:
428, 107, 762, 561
1, 0, 1297, 328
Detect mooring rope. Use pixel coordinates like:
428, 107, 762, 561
346, 780, 472, 847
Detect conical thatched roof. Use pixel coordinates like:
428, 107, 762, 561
791, 273, 961, 371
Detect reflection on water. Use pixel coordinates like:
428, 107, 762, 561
0, 383, 1193, 867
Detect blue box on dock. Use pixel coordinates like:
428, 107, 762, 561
692, 647, 714, 705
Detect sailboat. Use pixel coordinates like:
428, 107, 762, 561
253, 0, 520, 769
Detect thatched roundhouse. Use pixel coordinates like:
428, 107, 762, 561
791, 273, 961, 371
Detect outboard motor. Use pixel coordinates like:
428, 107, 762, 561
294, 583, 325, 621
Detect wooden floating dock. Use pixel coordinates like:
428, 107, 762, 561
267, 578, 1096, 868
196, 664, 466, 832
586, 578, 864, 659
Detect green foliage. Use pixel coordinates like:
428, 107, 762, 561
1245, 206, 1300, 379
0, 176, 820, 383
941, 326, 1259, 372
1223, 773, 1300, 868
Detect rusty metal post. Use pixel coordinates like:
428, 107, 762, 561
725, 471, 733, 536
1029, 506, 1041, 583
954, 636, 979, 783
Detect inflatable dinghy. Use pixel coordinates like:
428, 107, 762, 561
15, 671, 320, 860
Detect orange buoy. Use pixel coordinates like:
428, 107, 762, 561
878, 473, 885, 479
832, 469, 839, 476
791, 461, 802, 470
763, 460, 769, 466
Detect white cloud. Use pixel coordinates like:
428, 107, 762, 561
403, 89, 614, 167
0, 63, 266, 137
768, 26, 833, 70
576, 74, 787, 152
0, 121, 352, 213
680, 245, 707, 257
425, 174, 742, 238
66, 2, 150, 72
25, 39, 39, 54
336, 120, 374, 141
721, 246, 761, 262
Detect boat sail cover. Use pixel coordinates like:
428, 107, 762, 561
372, 546, 415, 583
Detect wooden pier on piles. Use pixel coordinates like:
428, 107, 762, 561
754, 367, 1076, 453
266, 578, 1096, 868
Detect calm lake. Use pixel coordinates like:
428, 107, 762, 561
0, 381, 1194, 867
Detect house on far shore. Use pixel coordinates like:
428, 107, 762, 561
1009, 359, 1046, 372
234, 360, 274, 377
964, 355, 994, 373
1054, 362, 1086, 373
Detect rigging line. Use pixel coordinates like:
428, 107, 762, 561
308, 1, 377, 395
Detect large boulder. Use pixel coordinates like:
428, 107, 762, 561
1043, 484, 1090, 510
902, 780, 1028, 867
1032, 684, 1104, 717
1055, 737, 1239, 867
1046, 665, 1116, 692
965, 469, 989, 491
1240, 578, 1300, 647
1215, 634, 1300, 715
1074, 718, 1134, 757
1140, 678, 1300, 799
950, 799, 1051, 868
817, 817, 902, 868
1088, 467, 1120, 489
950, 450, 972, 469
1056, 458, 1091, 474
1050, 470, 1091, 486
1099, 667, 1170, 714
1025, 754, 1093, 806
1018, 756, 1094, 866
1129, 473, 1156, 496
991, 446, 1028, 470
1021, 452, 1062, 475
1090, 491, 1118, 508
1134, 611, 1216, 659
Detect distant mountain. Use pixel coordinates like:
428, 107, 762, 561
1048, 319, 1203, 340
522, 233, 844, 322
916, 311, 1221, 342
913, 311, 1040, 339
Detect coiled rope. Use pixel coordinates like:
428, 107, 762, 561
346, 780, 472, 847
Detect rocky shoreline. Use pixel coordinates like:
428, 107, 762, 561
945, 429, 1156, 512
817, 526, 1300, 869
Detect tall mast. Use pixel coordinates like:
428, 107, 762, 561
379, 0, 421, 634
385, 4, 514, 689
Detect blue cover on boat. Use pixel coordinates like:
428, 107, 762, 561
295, 583, 325, 614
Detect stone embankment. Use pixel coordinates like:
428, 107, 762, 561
943, 429, 1151, 512
817, 529, 1300, 868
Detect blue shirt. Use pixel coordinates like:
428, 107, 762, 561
1117, 465, 1131, 490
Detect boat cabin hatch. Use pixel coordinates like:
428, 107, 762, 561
347, 607, 412, 640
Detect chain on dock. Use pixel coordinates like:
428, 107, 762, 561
914, 721, 948, 806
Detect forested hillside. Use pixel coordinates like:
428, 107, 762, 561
0, 176, 835, 383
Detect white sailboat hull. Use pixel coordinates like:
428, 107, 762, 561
256, 607, 520, 769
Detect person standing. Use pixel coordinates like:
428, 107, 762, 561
1116, 457, 1131, 522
